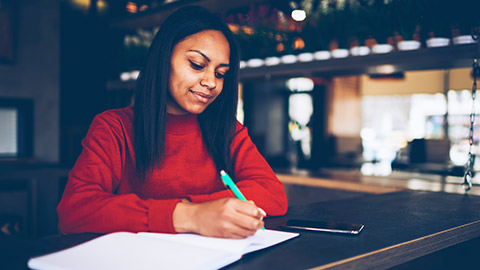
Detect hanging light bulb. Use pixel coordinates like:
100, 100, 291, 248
291, 9, 306, 22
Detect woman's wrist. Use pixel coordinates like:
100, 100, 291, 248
172, 200, 197, 233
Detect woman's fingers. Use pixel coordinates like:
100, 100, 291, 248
219, 220, 262, 238
221, 199, 264, 231
242, 200, 267, 220
185, 198, 265, 238
258, 207, 267, 217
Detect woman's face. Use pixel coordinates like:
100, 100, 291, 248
167, 30, 230, 115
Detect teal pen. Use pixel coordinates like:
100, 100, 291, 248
220, 170, 266, 230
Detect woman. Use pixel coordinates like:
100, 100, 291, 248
57, 6, 287, 239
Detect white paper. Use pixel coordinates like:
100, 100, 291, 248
28, 230, 298, 270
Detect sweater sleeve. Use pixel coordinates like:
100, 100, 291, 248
187, 123, 288, 216
57, 113, 181, 234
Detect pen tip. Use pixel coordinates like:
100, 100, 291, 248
220, 170, 226, 176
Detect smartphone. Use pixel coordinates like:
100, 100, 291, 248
281, 219, 364, 235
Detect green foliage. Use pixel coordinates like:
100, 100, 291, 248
225, 0, 480, 59
123, 29, 153, 71
360, 0, 395, 44
308, 0, 336, 50
329, 0, 354, 49
307, 2, 331, 50
391, 0, 423, 40
350, 0, 371, 46
227, 6, 282, 59
450, 0, 480, 35
421, 0, 451, 38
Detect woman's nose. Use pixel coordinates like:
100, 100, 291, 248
200, 71, 216, 90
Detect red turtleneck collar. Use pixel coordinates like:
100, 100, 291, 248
165, 113, 198, 135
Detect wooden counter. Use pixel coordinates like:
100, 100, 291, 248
228, 190, 480, 269
5, 190, 480, 270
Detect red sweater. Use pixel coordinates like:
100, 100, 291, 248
57, 107, 287, 234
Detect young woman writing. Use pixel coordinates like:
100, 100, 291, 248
57, 6, 287, 239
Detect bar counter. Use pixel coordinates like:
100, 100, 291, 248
3, 190, 480, 270
2, 163, 480, 269
228, 190, 480, 269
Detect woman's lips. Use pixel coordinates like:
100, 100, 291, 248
190, 90, 212, 103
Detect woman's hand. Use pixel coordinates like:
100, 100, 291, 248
173, 198, 266, 239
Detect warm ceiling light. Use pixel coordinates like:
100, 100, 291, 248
97, 0, 107, 11
293, 37, 305, 50
276, 43, 285, 52
227, 24, 239, 34
126, 2, 138, 13
69, 0, 108, 13
291, 9, 306, 22
70, 0, 90, 10
241, 26, 254, 35
139, 5, 148, 12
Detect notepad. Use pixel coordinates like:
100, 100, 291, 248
28, 229, 299, 270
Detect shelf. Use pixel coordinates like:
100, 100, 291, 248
107, 43, 480, 90
240, 43, 480, 80
109, 0, 270, 30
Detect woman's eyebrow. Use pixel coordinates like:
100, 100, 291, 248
188, 49, 230, 67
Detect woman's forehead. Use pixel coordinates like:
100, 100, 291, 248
174, 30, 230, 63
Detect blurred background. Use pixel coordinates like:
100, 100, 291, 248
0, 0, 479, 240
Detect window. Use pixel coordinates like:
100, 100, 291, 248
0, 98, 33, 158
0, 108, 17, 156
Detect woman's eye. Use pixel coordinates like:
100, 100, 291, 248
189, 61, 204, 70
215, 72, 225, 79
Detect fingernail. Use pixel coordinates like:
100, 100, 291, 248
258, 207, 267, 217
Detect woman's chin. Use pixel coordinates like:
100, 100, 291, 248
167, 103, 208, 115
185, 105, 208, 115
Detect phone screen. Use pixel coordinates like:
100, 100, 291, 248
281, 219, 364, 235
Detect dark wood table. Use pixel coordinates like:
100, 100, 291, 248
3, 190, 480, 270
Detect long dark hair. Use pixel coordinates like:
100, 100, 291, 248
134, 6, 239, 181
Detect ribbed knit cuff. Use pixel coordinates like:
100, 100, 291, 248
147, 198, 181, 233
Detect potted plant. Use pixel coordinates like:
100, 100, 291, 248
226, 5, 282, 67
349, 0, 371, 56
391, 0, 422, 51
450, 0, 480, 45
310, 0, 333, 60
363, 0, 395, 54
329, 0, 352, 58
297, 21, 316, 62
422, 0, 451, 48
